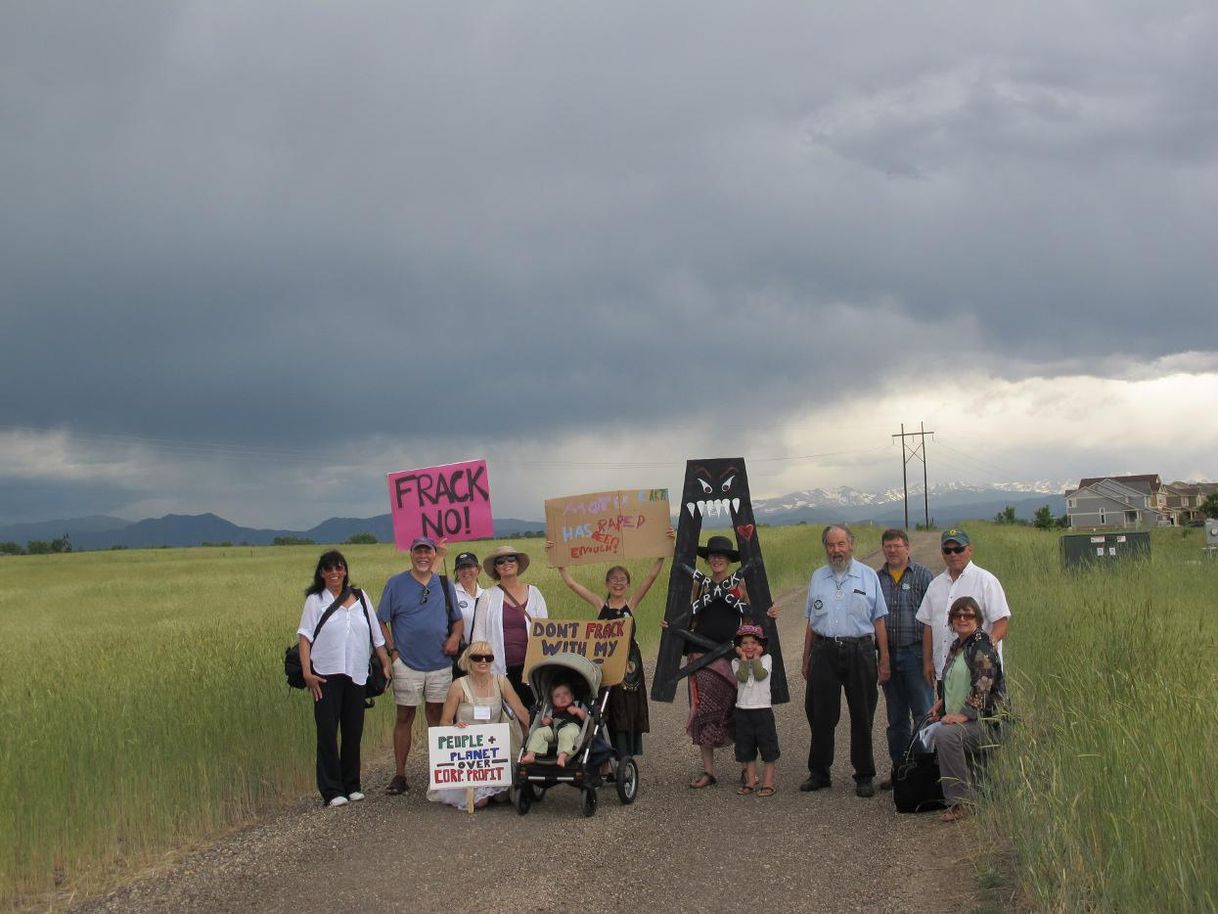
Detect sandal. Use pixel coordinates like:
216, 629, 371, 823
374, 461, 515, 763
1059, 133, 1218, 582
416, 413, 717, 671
688, 772, 717, 789
942, 805, 970, 822
756, 786, 776, 798
384, 775, 409, 795
737, 783, 756, 796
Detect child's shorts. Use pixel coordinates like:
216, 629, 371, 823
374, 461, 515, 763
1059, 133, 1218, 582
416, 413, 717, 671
733, 706, 780, 763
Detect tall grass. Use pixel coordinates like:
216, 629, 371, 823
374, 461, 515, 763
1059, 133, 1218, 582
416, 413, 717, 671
975, 524, 1218, 912
0, 523, 845, 909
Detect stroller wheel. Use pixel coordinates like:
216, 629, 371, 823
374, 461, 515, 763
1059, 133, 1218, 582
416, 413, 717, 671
516, 784, 532, 816
580, 787, 598, 818
615, 756, 639, 805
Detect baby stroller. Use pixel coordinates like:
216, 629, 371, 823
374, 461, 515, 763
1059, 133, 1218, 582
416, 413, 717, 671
515, 653, 640, 817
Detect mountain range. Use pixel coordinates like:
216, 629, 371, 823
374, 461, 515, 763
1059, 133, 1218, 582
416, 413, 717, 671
0, 483, 1067, 551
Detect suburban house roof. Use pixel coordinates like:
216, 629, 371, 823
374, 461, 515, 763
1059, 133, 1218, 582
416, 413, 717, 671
1077, 474, 1161, 494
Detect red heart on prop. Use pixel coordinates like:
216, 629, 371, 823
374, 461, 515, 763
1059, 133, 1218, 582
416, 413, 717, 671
736, 524, 755, 541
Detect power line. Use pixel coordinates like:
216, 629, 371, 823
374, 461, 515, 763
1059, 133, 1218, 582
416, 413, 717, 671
892, 422, 933, 528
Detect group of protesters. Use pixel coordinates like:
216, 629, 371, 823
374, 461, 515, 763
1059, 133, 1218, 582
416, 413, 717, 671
295, 523, 1008, 822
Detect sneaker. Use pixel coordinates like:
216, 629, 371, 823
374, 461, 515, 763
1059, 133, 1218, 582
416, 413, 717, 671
799, 776, 831, 792
327, 796, 349, 807
348, 791, 365, 802
855, 778, 876, 798
880, 775, 894, 791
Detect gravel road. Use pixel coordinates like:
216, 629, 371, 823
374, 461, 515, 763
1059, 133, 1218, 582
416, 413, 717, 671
74, 533, 975, 914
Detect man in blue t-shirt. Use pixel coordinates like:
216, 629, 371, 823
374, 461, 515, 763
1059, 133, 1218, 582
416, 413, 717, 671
377, 536, 462, 795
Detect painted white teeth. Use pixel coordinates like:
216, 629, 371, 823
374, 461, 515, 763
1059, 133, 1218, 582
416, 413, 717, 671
732, 498, 740, 512
696, 500, 706, 516
686, 502, 697, 518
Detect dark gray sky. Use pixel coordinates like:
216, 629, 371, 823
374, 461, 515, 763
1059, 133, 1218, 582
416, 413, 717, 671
3, 2, 1216, 527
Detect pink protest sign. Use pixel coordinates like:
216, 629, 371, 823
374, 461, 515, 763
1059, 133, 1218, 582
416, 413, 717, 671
386, 459, 494, 550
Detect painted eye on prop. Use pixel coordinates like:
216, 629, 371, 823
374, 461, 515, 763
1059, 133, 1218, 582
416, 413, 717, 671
698, 479, 713, 494
720, 475, 735, 493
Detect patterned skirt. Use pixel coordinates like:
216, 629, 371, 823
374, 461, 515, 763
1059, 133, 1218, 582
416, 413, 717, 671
685, 653, 736, 749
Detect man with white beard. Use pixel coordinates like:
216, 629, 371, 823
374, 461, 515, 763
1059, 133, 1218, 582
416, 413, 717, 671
800, 524, 890, 797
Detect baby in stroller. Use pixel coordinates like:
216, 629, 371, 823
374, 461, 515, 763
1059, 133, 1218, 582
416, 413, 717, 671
520, 682, 588, 767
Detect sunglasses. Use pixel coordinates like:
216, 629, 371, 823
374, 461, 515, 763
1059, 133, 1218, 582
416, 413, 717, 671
950, 612, 978, 621
468, 653, 495, 663
419, 585, 431, 604
942, 545, 967, 555
321, 563, 346, 572
494, 556, 518, 566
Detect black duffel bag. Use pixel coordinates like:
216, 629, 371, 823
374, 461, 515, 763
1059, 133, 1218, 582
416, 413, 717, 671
893, 718, 948, 814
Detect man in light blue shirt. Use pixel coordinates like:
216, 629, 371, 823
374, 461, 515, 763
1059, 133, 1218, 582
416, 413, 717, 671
799, 524, 890, 797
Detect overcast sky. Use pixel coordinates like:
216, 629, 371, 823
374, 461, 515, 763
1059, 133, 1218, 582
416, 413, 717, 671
3, 1, 1216, 528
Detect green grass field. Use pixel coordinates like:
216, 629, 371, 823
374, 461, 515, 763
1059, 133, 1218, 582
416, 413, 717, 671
976, 524, 1218, 913
0, 523, 840, 910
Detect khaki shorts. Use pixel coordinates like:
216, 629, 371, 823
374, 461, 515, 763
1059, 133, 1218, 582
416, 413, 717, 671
392, 657, 452, 706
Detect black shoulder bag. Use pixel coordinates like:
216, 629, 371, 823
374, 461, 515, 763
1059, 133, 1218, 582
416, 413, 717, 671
358, 589, 389, 701
284, 588, 350, 689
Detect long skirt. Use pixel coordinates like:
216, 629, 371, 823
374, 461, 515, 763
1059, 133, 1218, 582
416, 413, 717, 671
685, 653, 736, 749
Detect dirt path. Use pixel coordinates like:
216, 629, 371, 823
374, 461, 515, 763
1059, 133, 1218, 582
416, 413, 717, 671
76, 533, 971, 914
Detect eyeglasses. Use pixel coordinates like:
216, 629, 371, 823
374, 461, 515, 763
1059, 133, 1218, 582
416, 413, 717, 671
949, 612, 978, 621
321, 563, 345, 572
468, 653, 494, 663
942, 545, 967, 555
419, 585, 431, 604
494, 556, 518, 566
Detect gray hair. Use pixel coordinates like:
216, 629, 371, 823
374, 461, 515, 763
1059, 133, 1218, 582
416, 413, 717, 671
821, 524, 855, 546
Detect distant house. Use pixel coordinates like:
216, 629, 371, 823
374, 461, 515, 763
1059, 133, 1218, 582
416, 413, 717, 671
1064, 474, 1171, 529
1168, 481, 1218, 525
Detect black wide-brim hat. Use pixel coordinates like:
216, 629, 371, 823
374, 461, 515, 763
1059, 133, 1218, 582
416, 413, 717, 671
697, 535, 740, 562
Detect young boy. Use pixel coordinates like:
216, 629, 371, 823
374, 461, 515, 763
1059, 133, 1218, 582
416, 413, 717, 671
520, 682, 587, 767
732, 623, 779, 796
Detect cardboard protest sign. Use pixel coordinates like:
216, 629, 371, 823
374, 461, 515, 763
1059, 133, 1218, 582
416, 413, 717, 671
428, 723, 513, 790
387, 459, 493, 550
544, 489, 673, 567
523, 617, 634, 687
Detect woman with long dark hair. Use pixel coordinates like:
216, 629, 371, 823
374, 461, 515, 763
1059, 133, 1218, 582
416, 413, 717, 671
297, 549, 392, 807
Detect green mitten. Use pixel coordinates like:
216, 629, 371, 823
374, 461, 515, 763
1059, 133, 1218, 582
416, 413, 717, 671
735, 662, 750, 683
751, 659, 769, 681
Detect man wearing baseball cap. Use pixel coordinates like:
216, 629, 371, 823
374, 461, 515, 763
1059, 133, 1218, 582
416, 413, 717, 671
915, 528, 1011, 686
376, 535, 462, 795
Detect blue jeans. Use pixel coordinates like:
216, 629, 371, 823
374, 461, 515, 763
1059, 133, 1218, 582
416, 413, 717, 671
882, 645, 934, 766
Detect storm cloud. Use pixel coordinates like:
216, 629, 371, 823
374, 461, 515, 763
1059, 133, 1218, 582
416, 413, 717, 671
3, 2, 1216, 525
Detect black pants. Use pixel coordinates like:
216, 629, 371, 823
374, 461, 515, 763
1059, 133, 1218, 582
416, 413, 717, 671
506, 664, 536, 711
804, 638, 878, 783
313, 674, 366, 803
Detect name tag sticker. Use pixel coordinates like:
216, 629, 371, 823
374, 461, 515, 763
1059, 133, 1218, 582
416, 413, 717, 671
473, 705, 492, 721
902, 582, 910, 591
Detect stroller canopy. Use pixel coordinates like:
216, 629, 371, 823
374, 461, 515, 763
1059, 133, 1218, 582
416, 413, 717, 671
527, 653, 603, 705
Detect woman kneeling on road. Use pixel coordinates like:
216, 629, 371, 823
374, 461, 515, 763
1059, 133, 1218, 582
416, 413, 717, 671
297, 550, 392, 808
431, 640, 532, 810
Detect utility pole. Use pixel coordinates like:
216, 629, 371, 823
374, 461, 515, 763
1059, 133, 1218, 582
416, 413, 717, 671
892, 422, 934, 529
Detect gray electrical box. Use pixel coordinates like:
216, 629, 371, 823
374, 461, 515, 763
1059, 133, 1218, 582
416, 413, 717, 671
1060, 532, 1151, 570
1207, 523, 1218, 547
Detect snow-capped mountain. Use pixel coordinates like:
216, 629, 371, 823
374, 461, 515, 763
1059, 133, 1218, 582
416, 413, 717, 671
741, 482, 1070, 527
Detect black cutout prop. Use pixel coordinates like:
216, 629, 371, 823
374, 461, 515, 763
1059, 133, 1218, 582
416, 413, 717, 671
650, 457, 788, 704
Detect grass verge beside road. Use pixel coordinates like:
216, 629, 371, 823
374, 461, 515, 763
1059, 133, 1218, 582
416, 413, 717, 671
975, 524, 1218, 912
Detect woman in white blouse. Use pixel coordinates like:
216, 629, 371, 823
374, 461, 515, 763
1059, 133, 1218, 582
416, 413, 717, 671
471, 545, 548, 709
297, 550, 392, 808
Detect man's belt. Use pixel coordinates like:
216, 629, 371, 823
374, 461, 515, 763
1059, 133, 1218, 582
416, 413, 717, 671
814, 634, 874, 646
